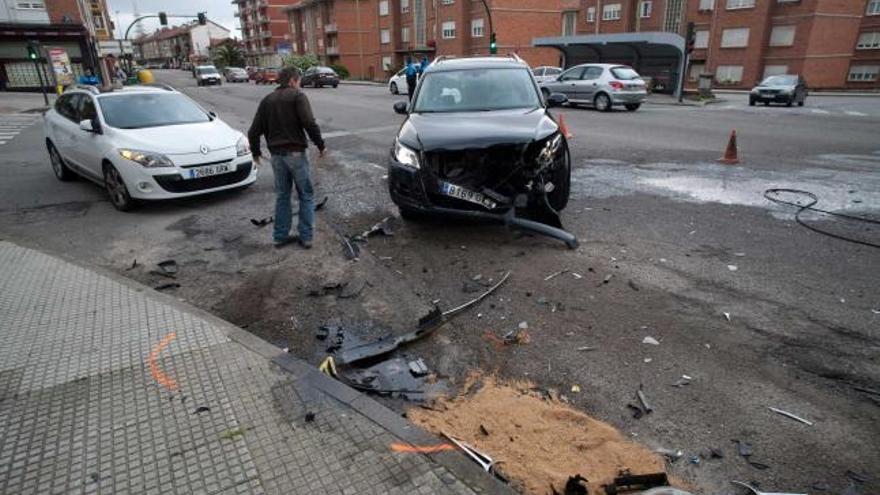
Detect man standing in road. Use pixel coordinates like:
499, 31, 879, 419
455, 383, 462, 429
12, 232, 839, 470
248, 67, 325, 249
405, 57, 418, 101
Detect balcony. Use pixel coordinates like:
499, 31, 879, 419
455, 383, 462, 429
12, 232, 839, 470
260, 31, 272, 38
324, 23, 337, 33
326, 46, 339, 55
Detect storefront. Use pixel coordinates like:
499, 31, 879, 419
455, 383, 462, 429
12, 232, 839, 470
0, 23, 93, 91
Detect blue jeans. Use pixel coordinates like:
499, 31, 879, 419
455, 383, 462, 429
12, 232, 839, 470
271, 152, 314, 243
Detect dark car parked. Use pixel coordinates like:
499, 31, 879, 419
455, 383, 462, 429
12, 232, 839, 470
749, 75, 807, 107
301, 66, 340, 88
388, 55, 577, 248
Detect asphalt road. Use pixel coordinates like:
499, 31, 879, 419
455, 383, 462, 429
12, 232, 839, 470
0, 70, 878, 494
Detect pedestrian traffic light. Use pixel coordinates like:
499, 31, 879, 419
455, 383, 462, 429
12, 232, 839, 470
489, 32, 497, 54
26, 41, 39, 60
685, 22, 695, 53
197, 12, 207, 25
158, 11, 167, 26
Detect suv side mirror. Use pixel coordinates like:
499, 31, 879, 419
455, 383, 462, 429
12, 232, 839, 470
208, 111, 218, 119
546, 93, 567, 107
79, 119, 101, 133
393, 101, 408, 115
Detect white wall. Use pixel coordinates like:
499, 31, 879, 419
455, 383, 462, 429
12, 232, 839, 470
189, 22, 230, 56
0, 0, 50, 24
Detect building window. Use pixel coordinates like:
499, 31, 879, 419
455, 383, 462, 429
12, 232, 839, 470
698, 0, 714, 10
857, 32, 880, 49
380, 29, 391, 44
15, 2, 45, 8
562, 11, 577, 35
695, 30, 709, 48
868, 0, 880, 15
442, 21, 456, 39
441, 0, 454, 4
401, 0, 409, 13
640, 1, 652, 17
848, 65, 879, 81
721, 27, 749, 48
769, 25, 795, 46
603, 3, 622, 20
471, 18, 484, 37
664, 0, 683, 32
716, 65, 744, 83
689, 62, 705, 80
763, 65, 788, 77
379, 0, 389, 16
726, 0, 754, 9
382, 56, 392, 70
587, 7, 595, 22
401, 26, 410, 42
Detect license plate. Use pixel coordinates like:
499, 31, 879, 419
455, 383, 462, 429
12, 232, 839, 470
438, 181, 497, 209
186, 163, 231, 179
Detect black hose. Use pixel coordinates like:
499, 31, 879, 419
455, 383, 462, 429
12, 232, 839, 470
763, 188, 880, 249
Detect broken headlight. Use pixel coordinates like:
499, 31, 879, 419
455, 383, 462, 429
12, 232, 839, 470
393, 139, 420, 169
536, 133, 563, 169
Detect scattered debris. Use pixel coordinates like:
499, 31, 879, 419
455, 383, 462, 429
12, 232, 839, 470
627, 404, 644, 419
707, 447, 724, 459
730, 480, 805, 495
192, 406, 211, 415
723, 312, 731, 321
748, 461, 770, 470
553, 474, 588, 495
636, 386, 654, 414
571, 385, 581, 393
768, 406, 814, 426
571, 272, 583, 279
479, 424, 490, 436
343, 357, 436, 399
219, 426, 251, 441
811, 482, 831, 491
462, 281, 484, 293
318, 356, 337, 377
339, 278, 366, 299
628, 280, 640, 291
340, 236, 360, 260
408, 358, 429, 377
353, 216, 394, 242
727, 265, 738, 271
545, 270, 567, 281
125, 259, 138, 271
602, 274, 614, 284
503, 328, 531, 345
304, 411, 316, 423
644, 358, 653, 363
641, 489, 693, 495
671, 375, 692, 388
250, 217, 273, 227
655, 448, 683, 462
576, 346, 597, 352
842, 481, 863, 495
642, 336, 660, 346
442, 432, 497, 472
734, 440, 753, 457
315, 196, 328, 211
154, 283, 180, 291
603, 471, 669, 494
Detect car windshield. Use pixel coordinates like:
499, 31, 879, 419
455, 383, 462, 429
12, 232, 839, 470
197, 67, 218, 75
318, 67, 336, 74
413, 68, 541, 113
229, 68, 246, 74
610, 67, 641, 80
761, 75, 797, 86
99, 93, 211, 129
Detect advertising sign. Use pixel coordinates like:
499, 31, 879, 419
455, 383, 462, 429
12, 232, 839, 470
48, 48, 74, 86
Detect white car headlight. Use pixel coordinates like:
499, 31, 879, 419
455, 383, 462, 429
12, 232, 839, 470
236, 136, 250, 157
393, 139, 420, 169
118, 148, 174, 168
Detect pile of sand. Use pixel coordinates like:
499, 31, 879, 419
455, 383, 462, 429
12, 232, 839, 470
408, 376, 668, 495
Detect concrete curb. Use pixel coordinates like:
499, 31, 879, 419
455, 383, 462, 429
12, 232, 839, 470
6, 237, 512, 495
711, 89, 880, 97
340, 80, 386, 87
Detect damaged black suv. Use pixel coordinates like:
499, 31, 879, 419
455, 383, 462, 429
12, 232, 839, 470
388, 55, 577, 248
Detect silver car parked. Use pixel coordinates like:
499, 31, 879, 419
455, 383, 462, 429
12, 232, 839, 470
531, 66, 563, 84
540, 63, 648, 112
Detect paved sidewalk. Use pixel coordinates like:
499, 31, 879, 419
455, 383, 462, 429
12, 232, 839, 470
0, 241, 507, 495
0, 92, 55, 114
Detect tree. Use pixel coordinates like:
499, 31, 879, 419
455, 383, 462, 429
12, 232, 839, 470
212, 42, 245, 69
282, 54, 319, 72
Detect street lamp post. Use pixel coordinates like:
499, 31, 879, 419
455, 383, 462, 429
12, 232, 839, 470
478, 0, 494, 54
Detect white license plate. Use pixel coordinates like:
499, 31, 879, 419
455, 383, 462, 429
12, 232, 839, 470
186, 163, 231, 179
438, 181, 497, 209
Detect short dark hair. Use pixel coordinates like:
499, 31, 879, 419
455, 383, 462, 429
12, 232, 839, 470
278, 67, 302, 87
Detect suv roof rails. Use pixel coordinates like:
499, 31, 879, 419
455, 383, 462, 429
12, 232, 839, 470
142, 82, 175, 91
507, 53, 525, 64
64, 84, 101, 95
433, 55, 455, 64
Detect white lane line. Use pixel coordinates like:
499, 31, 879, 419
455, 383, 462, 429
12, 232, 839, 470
844, 111, 867, 116
810, 109, 830, 114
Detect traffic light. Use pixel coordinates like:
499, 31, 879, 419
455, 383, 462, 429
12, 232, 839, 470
489, 32, 497, 54
27, 41, 39, 60
685, 22, 695, 53
158, 11, 167, 26
197, 12, 207, 25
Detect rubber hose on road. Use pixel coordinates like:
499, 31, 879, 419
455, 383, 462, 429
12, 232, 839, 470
764, 188, 880, 249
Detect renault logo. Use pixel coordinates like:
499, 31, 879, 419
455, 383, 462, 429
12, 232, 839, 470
199, 144, 209, 154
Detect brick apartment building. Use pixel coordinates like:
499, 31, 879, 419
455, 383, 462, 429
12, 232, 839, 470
235, 0, 294, 67
1, 0, 114, 90
133, 21, 231, 67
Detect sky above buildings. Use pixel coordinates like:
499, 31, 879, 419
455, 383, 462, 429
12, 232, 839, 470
108, 0, 240, 39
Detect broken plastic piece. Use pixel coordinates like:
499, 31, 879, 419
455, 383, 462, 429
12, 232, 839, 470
642, 336, 660, 345
354, 216, 394, 242
154, 282, 180, 291
442, 432, 497, 472
318, 356, 338, 377
604, 471, 669, 494
553, 474, 588, 495
637, 386, 654, 414
734, 440, 753, 457
768, 406, 813, 426
655, 448, 683, 462
341, 236, 360, 260
544, 270, 567, 281
408, 358, 429, 377
730, 480, 806, 495
250, 217, 273, 227
315, 196, 328, 211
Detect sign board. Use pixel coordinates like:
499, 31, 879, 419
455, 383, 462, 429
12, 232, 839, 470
97, 40, 134, 56
276, 41, 292, 55
48, 48, 74, 86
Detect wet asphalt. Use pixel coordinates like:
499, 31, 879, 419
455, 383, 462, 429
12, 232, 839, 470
0, 70, 878, 494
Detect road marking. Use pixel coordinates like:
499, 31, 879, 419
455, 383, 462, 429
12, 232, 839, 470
810, 109, 830, 114
844, 111, 867, 117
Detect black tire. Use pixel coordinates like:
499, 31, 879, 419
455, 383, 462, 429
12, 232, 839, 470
47, 141, 74, 181
797, 99, 804, 107
749, 98, 756, 106
594, 92, 612, 112
390, 82, 398, 94
763, 101, 769, 106
103, 162, 136, 211
398, 206, 424, 221
333, 83, 338, 88
624, 103, 640, 112
547, 146, 571, 212
786, 98, 793, 107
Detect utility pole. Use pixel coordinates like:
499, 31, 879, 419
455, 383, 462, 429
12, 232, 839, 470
27, 41, 49, 105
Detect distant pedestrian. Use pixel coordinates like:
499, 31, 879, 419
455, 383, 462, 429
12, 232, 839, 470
115, 65, 127, 84
419, 56, 429, 76
248, 67, 325, 249
78, 68, 99, 86
405, 57, 418, 101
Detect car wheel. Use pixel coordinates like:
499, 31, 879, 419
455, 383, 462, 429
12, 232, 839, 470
333, 83, 338, 88
390, 82, 398, 94
763, 101, 769, 106
398, 206, 425, 221
786, 98, 793, 107
797, 98, 804, 107
103, 162, 136, 212
624, 103, 640, 112
47, 141, 74, 181
546, 146, 571, 212
749, 98, 756, 106
594, 92, 612, 112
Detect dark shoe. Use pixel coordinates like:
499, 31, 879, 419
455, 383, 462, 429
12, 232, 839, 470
274, 236, 299, 248
298, 238, 313, 249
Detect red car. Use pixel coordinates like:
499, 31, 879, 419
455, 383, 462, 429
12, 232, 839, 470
254, 67, 279, 85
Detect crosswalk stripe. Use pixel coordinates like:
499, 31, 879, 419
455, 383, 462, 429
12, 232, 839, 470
844, 110, 867, 116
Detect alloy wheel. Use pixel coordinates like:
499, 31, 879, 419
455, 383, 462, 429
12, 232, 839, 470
104, 165, 132, 210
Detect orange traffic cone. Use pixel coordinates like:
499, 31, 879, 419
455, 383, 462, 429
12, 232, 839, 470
558, 113, 573, 139
718, 130, 739, 165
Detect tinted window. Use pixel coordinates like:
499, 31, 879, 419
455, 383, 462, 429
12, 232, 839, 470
546, 68, 562, 75
610, 67, 641, 80
532, 68, 544, 76
318, 67, 336, 74
55, 94, 79, 121
78, 95, 97, 121
559, 67, 585, 81
582, 67, 604, 80
413, 68, 542, 113
761, 75, 797, 86
99, 93, 211, 129
197, 67, 218, 75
